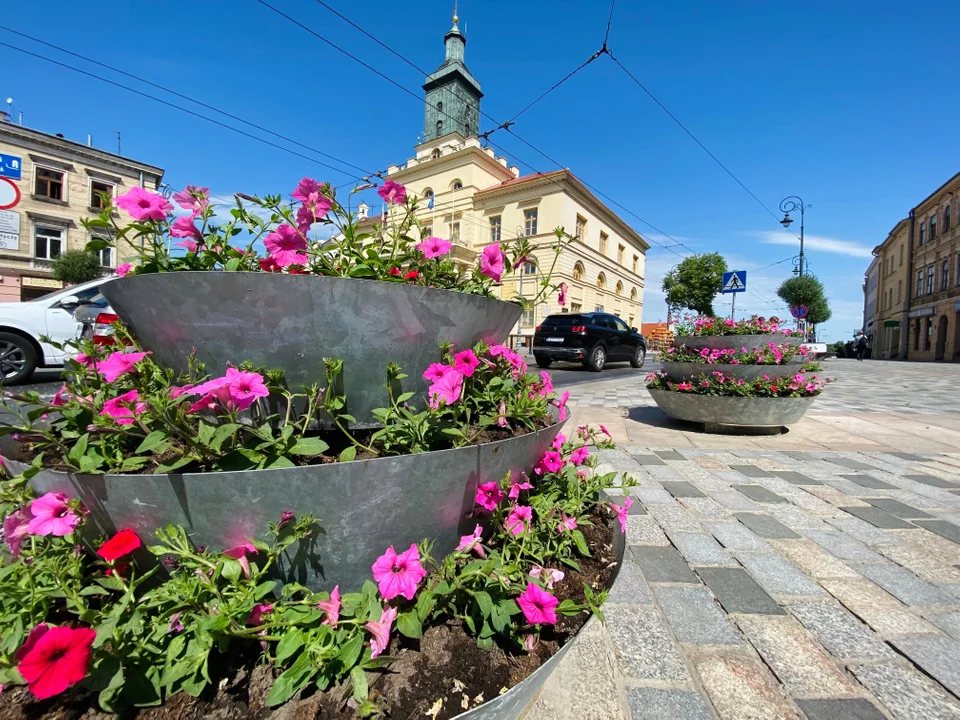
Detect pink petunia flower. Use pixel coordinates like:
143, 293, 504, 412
611, 496, 633, 533
508, 475, 533, 500
557, 282, 568, 306
97, 351, 150, 383
168, 384, 194, 400
50, 384, 69, 407
428, 369, 464, 409
292, 177, 320, 203
172, 185, 210, 216
227, 371, 269, 411
505, 505, 533, 536
296, 191, 332, 234
517, 582, 558, 625
539, 371, 554, 396
480, 243, 505, 282
174, 239, 198, 253
417, 236, 452, 259
100, 389, 147, 426
224, 542, 258, 578
599, 424, 611, 438
551, 390, 570, 421
365, 606, 398, 659
453, 349, 480, 377
377, 179, 407, 205
115, 187, 172, 222
422, 363, 452, 382
247, 604, 273, 626
264, 225, 308, 268
529, 566, 565, 589
317, 585, 341, 627
456, 525, 486, 558
4, 507, 33, 555
497, 399, 508, 428
551, 433, 566, 451
475, 481, 503, 512
557, 513, 578, 533
115, 262, 135, 278
27, 493, 80, 537
170, 215, 203, 243
570, 446, 590, 466
371, 543, 426, 601
535, 450, 563, 475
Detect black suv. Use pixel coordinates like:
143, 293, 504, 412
532, 312, 646, 372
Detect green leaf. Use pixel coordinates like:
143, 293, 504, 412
78, 453, 102, 473
275, 627, 303, 665
571, 529, 591, 556
126, 665, 163, 707
396, 611, 422, 639
266, 651, 317, 707
339, 446, 357, 463
225, 257, 241, 271
155, 456, 193, 474
67, 433, 89, 465
197, 421, 215, 446
350, 665, 368, 702
263, 455, 296, 469
289, 437, 331, 456
442, 428, 466, 438
86, 653, 124, 692
337, 633, 364, 670
209, 423, 240, 452
221, 557, 242, 582
119, 456, 151, 472
474, 591, 494, 619
395, 392, 415, 404
416, 590, 437, 622
136, 431, 169, 454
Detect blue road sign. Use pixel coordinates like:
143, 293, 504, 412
791, 305, 808, 319
0, 154, 21, 180
721, 270, 747, 294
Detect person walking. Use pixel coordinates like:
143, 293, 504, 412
855, 332, 867, 362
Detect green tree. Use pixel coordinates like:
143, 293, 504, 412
776, 275, 832, 325
51, 250, 105, 285
661, 252, 728, 317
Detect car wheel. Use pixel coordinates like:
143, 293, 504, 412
0, 332, 37, 385
630, 345, 646, 368
585, 344, 606, 372
535, 355, 553, 369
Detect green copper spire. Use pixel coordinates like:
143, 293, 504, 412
422, 5, 483, 143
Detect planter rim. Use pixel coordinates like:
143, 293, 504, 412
649, 388, 817, 427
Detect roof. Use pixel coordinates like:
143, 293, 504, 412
474, 169, 568, 195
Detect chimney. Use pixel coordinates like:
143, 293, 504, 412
357, 202, 369, 220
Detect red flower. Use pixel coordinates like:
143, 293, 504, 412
97, 528, 141, 562
404, 270, 419, 280
388, 267, 402, 277
16, 624, 96, 700
258, 257, 281, 272
105, 563, 130, 576
288, 268, 308, 275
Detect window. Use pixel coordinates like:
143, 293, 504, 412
523, 262, 536, 275
925, 317, 933, 350
573, 262, 584, 280
916, 268, 923, 297
597, 272, 606, 290
897, 280, 901, 304
437, 101, 443, 112
524, 209, 538, 237
449, 221, 461, 243
521, 309, 535, 326
431, 148, 441, 160
575, 215, 586, 240
423, 188, 434, 207
612, 317, 630, 332
632, 255, 638, 274
98, 246, 113, 267
451, 179, 462, 191
931, 214, 937, 239
599, 232, 608, 255
927, 265, 935, 295
943, 258, 950, 291
34, 225, 63, 259
34, 167, 64, 200
90, 180, 113, 210
594, 305, 604, 312
628, 316, 634, 327
946, 205, 952, 232
615, 280, 624, 296
618, 244, 625, 265
920, 223, 926, 245
914, 319, 921, 350
630, 287, 637, 301
436, 120, 443, 134
489, 215, 501, 243
571, 302, 582, 313
900, 245, 904, 266
423, 224, 432, 239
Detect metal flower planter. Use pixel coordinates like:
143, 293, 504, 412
673, 334, 796, 353
99, 273, 523, 427
661, 362, 804, 383
649, 389, 816, 427
10, 417, 563, 593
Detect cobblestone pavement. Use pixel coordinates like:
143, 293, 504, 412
530, 446, 960, 719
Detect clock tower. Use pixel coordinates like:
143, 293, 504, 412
422, 10, 483, 143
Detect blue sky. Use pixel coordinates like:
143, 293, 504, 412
2, 1, 956, 341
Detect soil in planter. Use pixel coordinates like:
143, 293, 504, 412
0, 512, 617, 720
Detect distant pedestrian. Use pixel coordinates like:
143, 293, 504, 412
856, 334, 867, 361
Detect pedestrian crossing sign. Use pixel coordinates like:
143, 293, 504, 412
721, 270, 747, 294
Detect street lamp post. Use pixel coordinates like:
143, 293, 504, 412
778, 196, 811, 277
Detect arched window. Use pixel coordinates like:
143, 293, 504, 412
431, 148, 441, 160
573, 262, 584, 281
597, 272, 606, 290
436, 120, 443, 134
451, 179, 463, 191
464, 124, 470, 136
630, 288, 637, 301
437, 101, 443, 112
946, 204, 953, 232
616, 281, 624, 296
423, 188, 434, 207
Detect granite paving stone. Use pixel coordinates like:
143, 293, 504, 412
856, 562, 958, 606
647, 503, 703, 533
840, 474, 897, 490
626, 515, 670, 546
729, 464, 772, 478
737, 485, 789, 503
795, 699, 888, 720
915, 519, 960, 544
892, 635, 960, 698
602, 605, 690, 681
660, 481, 705, 499
706, 522, 771, 551
820, 579, 940, 636
879, 543, 960, 584
862, 497, 933, 519
772, 470, 822, 485
828, 457, 877, 470
711, 489, 761, 511
626, 688, 712, 720
605, 556, 652, 604
734, 551, 825, 596
851, 662, 960, 720
696, 566, 785, 615
695, 650, 799, 720
632, 453, 665, 466
905, 473, 960, 489
768, 539, 860, 579
840, 506, 915, 530
734, 512, 801, 539
679, 497, 731, 521
652, 450, 686, 462
789, 601, 897, 661
825, 516, 901, 545
735, 615, 853, 696
805, 486, 872, 508
804, 530, 886, 563
888, 452, 925, 462
630, 485, 676, 506
667, 531, 734, 566
654, 586, 742, 644
766, 504, 833, 531
629, 546, 698, 584
927, 612, 960, 640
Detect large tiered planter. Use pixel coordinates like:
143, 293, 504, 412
673, 333, 795, 352
661, 362, 802, 383
7, 413, 563, 593
649, 389, 816, 428
100, 273, 522, 427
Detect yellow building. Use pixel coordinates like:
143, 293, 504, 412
870, 218, 910, 359
0, 113, 164, 301
377, 14, 648, 348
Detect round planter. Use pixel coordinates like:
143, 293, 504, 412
661, 362, 805, 383
99, 273, 523, 428
673, 334, 797, 353
649, 389, 816, 427
8, 416, 563, 593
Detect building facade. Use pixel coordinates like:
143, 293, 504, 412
0, 114, 164, 301
869, 218, 910, 359
862, 255, 878, 344
378, 14, 648, 348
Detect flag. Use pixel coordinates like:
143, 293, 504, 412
427, 193, 434, 209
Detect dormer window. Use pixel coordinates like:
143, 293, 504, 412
451, 180, 463, 191
431, 148, 441, 160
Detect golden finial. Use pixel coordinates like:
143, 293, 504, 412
453, 0, 459, 24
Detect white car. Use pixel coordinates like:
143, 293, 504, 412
0, 278, 112, 384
